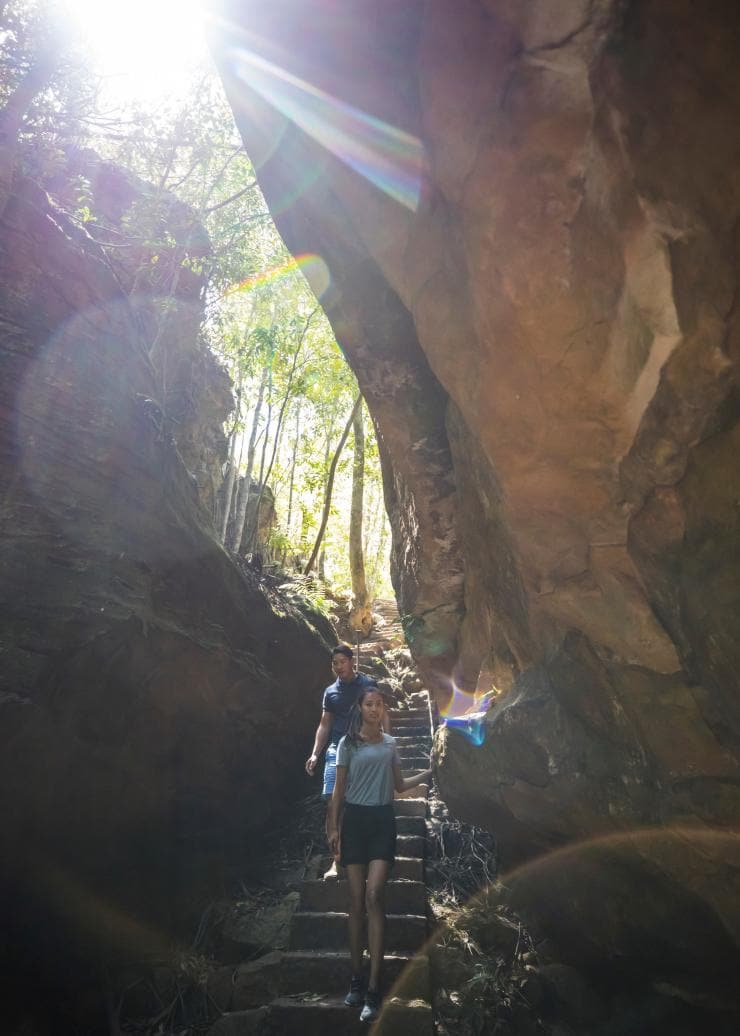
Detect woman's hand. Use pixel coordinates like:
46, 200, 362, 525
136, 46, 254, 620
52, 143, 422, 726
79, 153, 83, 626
327, 827, 340, 856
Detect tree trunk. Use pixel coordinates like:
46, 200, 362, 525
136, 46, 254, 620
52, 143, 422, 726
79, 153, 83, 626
219, 375, 243, 542
285, 402, 301, 541
229, 363, 268, 551
247, 318, 310, 552
219, 432, 238, 542
244, 368, 273, 552
0, 45, 57, 217
349, 402, 371, 634
304, 394, 362, 575
372, 520, 389, 600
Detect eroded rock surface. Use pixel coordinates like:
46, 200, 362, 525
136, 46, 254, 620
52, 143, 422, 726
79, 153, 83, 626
211, 0, 740, 1005
0, 159, 333, 1018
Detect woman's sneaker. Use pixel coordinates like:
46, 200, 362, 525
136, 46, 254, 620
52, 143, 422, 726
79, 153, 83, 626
344, 975, 365, 1007
360, 988, 381, 1023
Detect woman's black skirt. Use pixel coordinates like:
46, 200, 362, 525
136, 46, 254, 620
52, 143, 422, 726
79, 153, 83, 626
340, 802, 396, 866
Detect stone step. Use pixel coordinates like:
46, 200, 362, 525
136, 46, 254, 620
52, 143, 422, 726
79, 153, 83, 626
400, 760, 431, 773
207, 951, 427, 1012
393, 735, 433, 747
392, 708, 429, 718
396, 744, 431, 757
300, 879, 427, 914
392, 726, 431, 739
257, 995, 433, 1036
394, 797, 427, 817
395, 783, 429, 801
279, 950, 430, 998
392, 714, 430, 725
395, 834, 425, 857
394, 856, 424, 881
318, 854, 424, 880
395, 815, 426, 836
289, 912, 427, 952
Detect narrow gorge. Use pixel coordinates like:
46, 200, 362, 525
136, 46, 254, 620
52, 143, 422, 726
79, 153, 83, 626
1, 0, 739, 1033
210, 0, 740, 1024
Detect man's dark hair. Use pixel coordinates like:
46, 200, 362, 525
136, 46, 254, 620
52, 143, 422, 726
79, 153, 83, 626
332, 643, 354, 660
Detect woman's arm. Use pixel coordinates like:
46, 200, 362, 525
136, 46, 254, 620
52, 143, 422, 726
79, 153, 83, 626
327, 765, 347, 856
392, 755, 432, 793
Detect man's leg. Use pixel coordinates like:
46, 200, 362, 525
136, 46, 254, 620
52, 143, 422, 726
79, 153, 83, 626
323, 833, 344, 880
322, 745, 343, 880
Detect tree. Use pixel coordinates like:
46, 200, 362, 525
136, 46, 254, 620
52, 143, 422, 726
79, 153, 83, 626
11, 24, 396, 596
284, 401, 301, 550
0, 1, 91, 215
246, 307, 317, 552
304, 394, 362, 575
229, 347, 269, 551
349, 401, 372, 634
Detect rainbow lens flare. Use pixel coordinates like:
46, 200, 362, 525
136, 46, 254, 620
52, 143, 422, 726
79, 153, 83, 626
225, 45, 426, 211
226, 253, 331, 299
444, 712, 488, 747
439, 680, 492, 747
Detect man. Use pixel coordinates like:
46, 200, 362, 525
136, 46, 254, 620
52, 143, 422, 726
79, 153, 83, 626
305, 643, 390, 880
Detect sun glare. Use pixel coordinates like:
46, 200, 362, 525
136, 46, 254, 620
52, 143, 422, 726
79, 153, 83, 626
61, 0, 209, 104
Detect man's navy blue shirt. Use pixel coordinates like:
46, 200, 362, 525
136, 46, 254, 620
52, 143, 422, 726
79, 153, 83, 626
322, 672, 378, 745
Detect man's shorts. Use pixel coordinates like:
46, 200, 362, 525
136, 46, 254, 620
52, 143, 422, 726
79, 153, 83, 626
322, 742, 338, 797
340, 803, 396, 867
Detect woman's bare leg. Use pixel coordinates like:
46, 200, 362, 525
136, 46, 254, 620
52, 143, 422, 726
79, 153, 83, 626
365, 859, 391, 990
345, 864, 368, 976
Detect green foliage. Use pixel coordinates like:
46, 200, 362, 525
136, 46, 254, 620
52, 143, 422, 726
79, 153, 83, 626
5, 12, 394, 599
1, 1, 100, 173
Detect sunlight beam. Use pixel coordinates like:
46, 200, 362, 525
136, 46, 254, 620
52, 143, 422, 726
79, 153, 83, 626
61, 0, 209, 104
220, 37, 427, 211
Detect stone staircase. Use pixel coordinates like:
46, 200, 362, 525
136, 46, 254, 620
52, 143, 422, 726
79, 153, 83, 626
370, 598, 406, 650
250, 704, 434, 1034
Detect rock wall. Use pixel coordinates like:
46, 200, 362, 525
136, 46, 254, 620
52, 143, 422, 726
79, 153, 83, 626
211, 0, 740, 1005
0, 157, 333, 1016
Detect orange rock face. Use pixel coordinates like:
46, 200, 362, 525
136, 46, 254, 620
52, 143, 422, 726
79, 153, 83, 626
213, 0, 740, 996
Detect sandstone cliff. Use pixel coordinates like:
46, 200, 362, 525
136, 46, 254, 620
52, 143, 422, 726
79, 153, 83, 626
211, 0, 740, 1007
0, 154, 333, 1012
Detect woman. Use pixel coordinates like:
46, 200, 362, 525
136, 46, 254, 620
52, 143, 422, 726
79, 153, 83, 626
327, 687, 432, 1023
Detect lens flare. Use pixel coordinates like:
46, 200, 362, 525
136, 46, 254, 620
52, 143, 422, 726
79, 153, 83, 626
439, 679, 492, 747
224, 44, 426, 211
227, 253, 331, 299
444, 712, 488, 747
35, 858, 174, 958
15, 296, 216, 562
382, 826, 740, 1025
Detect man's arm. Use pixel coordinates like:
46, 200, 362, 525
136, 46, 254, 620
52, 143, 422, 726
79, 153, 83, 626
305, 711, 333, 775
